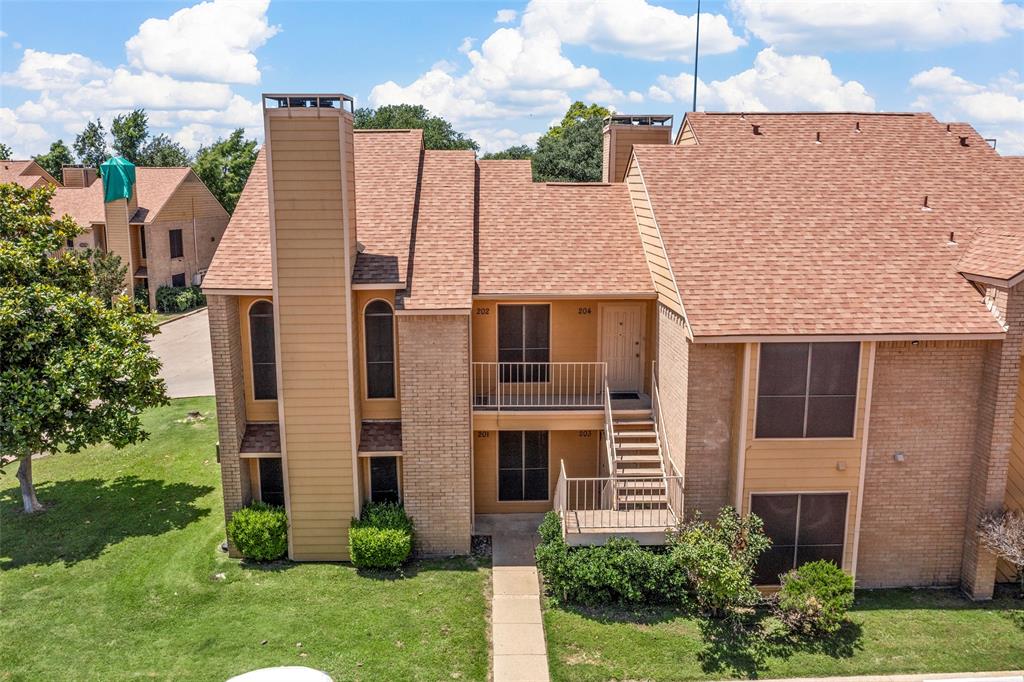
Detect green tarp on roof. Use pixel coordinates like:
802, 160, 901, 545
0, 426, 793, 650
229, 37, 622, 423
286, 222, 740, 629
100, 156, 136, 203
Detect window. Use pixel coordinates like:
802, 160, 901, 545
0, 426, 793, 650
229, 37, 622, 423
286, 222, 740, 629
171, 273, 186, 288
756, 342, 859, 438
258, 458, 285, 507
249, 300, 277, 400
751, 493, 848, 584
498, 431, 549, 501
169, 229, 184, 258
364, 300, 395, 399
66, 238, 74, 249
139, 228, 147, 259
498, 304, 550, 382
369, 457, 400, 503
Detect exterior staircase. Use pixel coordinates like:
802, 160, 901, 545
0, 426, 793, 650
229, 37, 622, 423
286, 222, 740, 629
610, 409, 669, 510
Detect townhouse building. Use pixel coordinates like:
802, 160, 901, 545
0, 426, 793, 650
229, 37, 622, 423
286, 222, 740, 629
203, 93, 1023, 599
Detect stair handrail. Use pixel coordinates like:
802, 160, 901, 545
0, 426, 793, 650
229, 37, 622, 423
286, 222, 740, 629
603, 379, 617, 481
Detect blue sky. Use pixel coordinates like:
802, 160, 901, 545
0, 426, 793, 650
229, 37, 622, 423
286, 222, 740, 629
2, 0, 1022, 157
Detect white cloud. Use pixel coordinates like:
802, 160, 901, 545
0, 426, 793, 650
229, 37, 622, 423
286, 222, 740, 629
1, 49, 112, 90
470, 126, 542, 153
651, 48, 875, 112
732, 0, 1024, 51
910, 67, 1024, 152
523, 0, 745, 60
0, 31, 7, 39
494, 8, 518, 24
0, 108, 51, 157
125, 0, 279, 84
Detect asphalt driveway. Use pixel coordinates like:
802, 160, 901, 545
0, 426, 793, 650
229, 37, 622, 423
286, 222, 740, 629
149, 308, 215, 398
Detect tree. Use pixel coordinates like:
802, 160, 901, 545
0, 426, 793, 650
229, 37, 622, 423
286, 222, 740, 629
354, 104, 478, 151
481, 145, 534, 161
192, 128, 258, 213
141, 134, 191, 167
978, 509, 1024, 596
88, 250, 129, 304
73, 119, 108, 170
532, 115, 605, 182
0, 182, 167, 513
111, 109, 149, 165
33, 140, 75, 183
0, 142, 12, 160
546, 101, 610, 138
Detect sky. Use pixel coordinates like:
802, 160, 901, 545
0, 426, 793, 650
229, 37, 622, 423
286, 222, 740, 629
1, 0, 1023, 158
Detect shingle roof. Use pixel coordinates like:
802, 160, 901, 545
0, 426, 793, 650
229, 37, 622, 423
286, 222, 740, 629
358, 421, 402, 452
634, 112, 1015, 337
397, 150, 476, 311
0, 160, 56, 188
240, 423, 281, 454
49, 181, 105, 225
475, 161, 653, 297
46, 166, 192, 228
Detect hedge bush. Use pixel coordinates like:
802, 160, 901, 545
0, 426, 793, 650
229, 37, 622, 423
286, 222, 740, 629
155, 284, 206, 313
227, 502, 288, 561
349, 502, 415, 569
133, 285, 150, 311
776, 560, 854, 635
535, 512, 688, 606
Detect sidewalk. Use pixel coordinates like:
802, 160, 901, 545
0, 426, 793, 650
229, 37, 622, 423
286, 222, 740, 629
752, 673, 1022, 682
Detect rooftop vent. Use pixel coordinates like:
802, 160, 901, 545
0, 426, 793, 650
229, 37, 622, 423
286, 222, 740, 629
948, 231, 957, 246
921, 195, 932, 212
854, 121, 861, 133
959, 135, 970, 147
751, 124, 762, 135
814, 131, 822, 144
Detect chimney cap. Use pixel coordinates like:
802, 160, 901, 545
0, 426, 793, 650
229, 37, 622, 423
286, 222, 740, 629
263, 93, 354, 113
603, 114, 673, 127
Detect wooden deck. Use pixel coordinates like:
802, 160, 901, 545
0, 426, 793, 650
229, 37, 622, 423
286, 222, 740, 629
562, 509, 673, 546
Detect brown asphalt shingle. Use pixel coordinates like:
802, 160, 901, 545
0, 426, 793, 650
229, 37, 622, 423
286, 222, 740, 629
358, 421, 402, 452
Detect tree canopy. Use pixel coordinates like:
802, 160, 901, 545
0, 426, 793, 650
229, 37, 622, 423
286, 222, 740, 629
141, 134, 190, 167
73, 119, 107, 170
192, 128, 259, 214
481, 145, 534, 161
0, 182, 167, 512
111, 109, 150, 165
354, 104, 478, 151
33, 140, 76, 183
0, 142, 12, 160
530, 101, 610, 182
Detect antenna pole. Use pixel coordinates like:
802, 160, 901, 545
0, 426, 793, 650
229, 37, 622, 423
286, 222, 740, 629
692, 0, 701, 112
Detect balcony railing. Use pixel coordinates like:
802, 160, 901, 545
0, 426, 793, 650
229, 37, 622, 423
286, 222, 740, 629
472, 362, 606, 410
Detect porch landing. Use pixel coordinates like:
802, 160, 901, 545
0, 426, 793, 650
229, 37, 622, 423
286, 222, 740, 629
562, 509, 673, 546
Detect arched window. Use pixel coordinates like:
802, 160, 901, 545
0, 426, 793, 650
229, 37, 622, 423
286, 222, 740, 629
364, 300, 396, 399
249, 300, 277, 400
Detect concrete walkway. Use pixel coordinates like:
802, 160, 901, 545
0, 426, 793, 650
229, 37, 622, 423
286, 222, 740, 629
149, 308, 214, 398
478, 514, 550, 682
756, 674, 1022, 682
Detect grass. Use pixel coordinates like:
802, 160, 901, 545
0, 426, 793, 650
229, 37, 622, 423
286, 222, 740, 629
154, 306, 206, 325
0, 398, 489, 682
544, 588, 1024, 681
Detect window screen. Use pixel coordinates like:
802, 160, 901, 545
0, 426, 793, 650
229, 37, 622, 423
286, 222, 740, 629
498, 431, 549, 501
756, 342, 859, 438
364, 300, 395, 399
171, 273, 186, 288
369, 457, 400, 503
169, 229, 184, 258
258, 458, 285, 507
498, 305, 550, 382
249, 300, 277, 400
751, 492, 847, 584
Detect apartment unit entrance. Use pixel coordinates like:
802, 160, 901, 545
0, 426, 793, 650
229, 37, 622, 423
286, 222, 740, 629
600, 303, 644, 393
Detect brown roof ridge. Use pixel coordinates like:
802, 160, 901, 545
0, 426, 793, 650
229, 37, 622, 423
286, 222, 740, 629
696, 111, 922, 117
354, 128, 422, 135
543, 181, 615, 187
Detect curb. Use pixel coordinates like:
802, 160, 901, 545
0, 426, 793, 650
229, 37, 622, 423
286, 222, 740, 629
157, 306, 208, 327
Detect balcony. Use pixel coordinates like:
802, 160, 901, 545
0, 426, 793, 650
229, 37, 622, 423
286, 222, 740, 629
472, 362, 607, 411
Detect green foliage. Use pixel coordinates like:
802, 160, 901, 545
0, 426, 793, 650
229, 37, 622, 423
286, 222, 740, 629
133, 285, 150, 311
192, 129, 259, 213
73, 119, 107, 170
532, 102, 608, 182
481, 145, 534, 160
141, 134, 191, 167
0, 182, 167, 465
776, 560, 855, 636
668, 507, 772, 615
154, 285, 206, 313
226, 501, 288, 561
0, 142, 12, 160
534, 512, 687, 606
354, 104, 478, 151
349, 501, 415, 569
33, 140, 75, 182
111, 109, 149, 165
88, 250, 128, 304
546, 101, 611, 138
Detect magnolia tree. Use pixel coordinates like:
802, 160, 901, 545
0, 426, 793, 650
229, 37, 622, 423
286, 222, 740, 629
978, 509, 1024, 596
0, 182, 167, 513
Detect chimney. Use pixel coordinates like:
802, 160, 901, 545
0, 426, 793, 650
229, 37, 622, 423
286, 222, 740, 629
100, 156, 138, 296
602, 114, 673, 183
62, 165, 99, 188
261, 93, 361, 559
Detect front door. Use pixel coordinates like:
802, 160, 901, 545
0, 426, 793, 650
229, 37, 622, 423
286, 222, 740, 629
601, 304, 644, 392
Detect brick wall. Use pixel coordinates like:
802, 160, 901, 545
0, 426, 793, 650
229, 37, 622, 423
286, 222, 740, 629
398, 314, 473, 555
207, 294, 251, 555
857, 341, 985, 588
962, 284, 1024, 598
684, 343, 737, 520
656, 304, 690, 480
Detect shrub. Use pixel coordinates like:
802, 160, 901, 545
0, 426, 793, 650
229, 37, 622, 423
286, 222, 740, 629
534, 512, 687, 606
349, 501, 415, 569
776, 560, 854, 635
978, 509, 1024, 597
133, 285, 150, 311
155, 284, 206, 313
668, 507, 771, 615
227, 502, 288, 561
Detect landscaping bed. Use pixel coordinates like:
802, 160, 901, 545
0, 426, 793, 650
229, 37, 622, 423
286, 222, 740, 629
0, 398, 489, 681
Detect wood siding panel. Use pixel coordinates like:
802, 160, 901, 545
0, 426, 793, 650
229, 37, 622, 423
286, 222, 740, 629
625, 160, 683, 315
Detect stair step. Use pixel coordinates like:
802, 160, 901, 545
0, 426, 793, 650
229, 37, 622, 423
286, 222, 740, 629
615, 454, 662, 464
614, 442, 660, 450
615, 481, 667, 491
616, 467, 666, 477
615, 431, 657, 439
616, 494, 668, 505
613, 418, 655, 427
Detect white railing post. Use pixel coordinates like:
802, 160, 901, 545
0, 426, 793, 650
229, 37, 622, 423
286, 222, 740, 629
470, 362, 609, 410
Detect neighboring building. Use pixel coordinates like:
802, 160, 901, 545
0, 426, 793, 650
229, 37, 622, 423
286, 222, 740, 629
7, 160, 230, 310
203, 93, 1023, 600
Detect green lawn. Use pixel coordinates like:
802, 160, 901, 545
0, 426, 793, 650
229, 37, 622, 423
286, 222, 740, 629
0, 398, 489, 682
545, 589, 1024, 681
